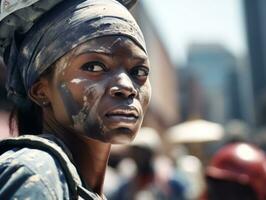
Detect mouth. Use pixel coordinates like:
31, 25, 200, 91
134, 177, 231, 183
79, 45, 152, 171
105, 107, 139, 123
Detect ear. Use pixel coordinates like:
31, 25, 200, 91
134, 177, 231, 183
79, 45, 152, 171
28, 78, 51, 107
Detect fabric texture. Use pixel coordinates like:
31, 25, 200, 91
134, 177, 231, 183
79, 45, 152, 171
5, 0, 146, 111
0, 134, 103, 199
0, 147, 69, 199
0, 138, 69, 200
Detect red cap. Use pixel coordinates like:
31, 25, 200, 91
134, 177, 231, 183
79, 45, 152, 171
206, 142, 266, 200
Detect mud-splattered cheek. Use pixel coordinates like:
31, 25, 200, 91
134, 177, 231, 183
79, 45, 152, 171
72, 82, 106, 139
57, 82, 81, 126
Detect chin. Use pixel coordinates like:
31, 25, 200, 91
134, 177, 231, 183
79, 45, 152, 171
106, 127, 138, 144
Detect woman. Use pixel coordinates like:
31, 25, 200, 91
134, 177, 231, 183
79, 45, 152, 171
0, 0, 151, 199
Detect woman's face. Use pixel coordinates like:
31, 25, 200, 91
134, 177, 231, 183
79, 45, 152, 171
45, 36, 151, 144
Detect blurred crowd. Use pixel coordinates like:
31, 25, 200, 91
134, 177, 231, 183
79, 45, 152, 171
102, 121, 266, 200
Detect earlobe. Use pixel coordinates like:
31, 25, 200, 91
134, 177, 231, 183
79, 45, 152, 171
28, 79, 51, 107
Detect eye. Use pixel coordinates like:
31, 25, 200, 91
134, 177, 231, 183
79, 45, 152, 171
81, 61, 106, 72
131, 66, 150, 78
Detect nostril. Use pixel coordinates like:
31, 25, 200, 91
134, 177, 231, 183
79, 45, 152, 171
114, 91, 124, 97
128, 93, 136, 99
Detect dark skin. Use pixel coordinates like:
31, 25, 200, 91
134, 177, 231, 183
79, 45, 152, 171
29, 36, 151, 196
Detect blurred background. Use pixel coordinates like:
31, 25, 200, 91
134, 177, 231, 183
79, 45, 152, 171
134, 0, 252, 130
1, 0, 266, 199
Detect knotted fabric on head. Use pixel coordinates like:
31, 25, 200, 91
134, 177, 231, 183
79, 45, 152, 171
5, 0, 146, 109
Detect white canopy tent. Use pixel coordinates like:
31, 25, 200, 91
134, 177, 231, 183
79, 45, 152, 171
166, 119, 225, 144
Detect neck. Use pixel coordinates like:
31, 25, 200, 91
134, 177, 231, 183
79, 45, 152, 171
64, 132, 111, 195
43, 111, 111, 196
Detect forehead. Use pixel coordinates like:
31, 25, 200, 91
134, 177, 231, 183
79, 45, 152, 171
72, 35, 147, 57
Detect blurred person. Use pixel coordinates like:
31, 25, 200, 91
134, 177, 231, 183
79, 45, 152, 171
109, 127, 187, 200
176, 155, 205, 200
200, 142, 266, 200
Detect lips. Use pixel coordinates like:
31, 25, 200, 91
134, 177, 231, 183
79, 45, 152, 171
105, 107, 139, 123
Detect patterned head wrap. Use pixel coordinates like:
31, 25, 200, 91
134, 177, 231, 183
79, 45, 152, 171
5, 0, 146, 109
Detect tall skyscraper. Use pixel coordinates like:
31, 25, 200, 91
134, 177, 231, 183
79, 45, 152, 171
185, 43, 241, 124
244, 0, 266, 126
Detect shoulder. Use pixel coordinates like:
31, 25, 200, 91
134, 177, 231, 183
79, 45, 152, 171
0, 146, 69, 199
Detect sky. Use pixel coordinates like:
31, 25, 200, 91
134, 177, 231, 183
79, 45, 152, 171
141, 0, 247, 66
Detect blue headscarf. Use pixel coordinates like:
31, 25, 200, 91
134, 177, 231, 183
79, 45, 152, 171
5, 0, 146, 109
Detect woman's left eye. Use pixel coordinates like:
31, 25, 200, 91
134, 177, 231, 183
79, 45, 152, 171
81, 61, 106, 72
131, 66, 149, 77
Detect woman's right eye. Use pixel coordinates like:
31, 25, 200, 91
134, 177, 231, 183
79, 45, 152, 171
81, 61, 106, 72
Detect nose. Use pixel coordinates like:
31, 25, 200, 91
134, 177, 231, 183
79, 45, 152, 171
109, 72, 137, 99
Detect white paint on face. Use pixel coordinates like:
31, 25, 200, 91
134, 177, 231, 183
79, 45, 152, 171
71, 94, 90, 130
83, 95, 88, 103
71, 83, 105, 131
70, 78, 87, 84
47, 36, 150, 143
109, 38, 122, 49
84, 83, 106, 119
